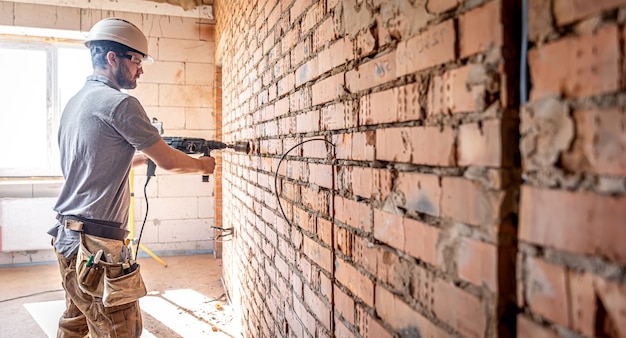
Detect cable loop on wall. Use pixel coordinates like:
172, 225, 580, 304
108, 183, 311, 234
273, 138, 335, 227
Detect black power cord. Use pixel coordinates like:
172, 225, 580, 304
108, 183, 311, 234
134, 159, 155, 260
273, 138, 335, 226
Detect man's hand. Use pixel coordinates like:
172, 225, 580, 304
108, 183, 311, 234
132, 153, 149, 168
198, 156, 216, 175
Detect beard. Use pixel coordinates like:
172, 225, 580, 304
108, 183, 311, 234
114, 61, 138, 90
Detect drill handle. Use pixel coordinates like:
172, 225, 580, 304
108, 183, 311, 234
202, 147, 211, 182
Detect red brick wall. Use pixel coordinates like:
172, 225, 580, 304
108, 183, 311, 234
519, 1, 626, 337
214, 0, 625, 337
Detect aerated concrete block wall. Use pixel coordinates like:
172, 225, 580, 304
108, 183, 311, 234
0, 1, 217, 264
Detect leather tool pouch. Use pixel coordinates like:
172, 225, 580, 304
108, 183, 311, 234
75, 234, 147, 307
102, 262, 146, 307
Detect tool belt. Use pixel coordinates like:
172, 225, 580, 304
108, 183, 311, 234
76, 234, 147, 307
57, 214, 129, 241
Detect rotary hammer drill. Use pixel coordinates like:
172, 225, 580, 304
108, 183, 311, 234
147, 137, 250, 181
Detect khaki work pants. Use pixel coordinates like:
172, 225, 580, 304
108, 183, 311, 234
53, 235, 143, 338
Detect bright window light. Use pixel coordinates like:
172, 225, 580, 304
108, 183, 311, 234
0, 34, 92, 177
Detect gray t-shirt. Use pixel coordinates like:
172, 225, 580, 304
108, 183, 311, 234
50, 74, 161, 257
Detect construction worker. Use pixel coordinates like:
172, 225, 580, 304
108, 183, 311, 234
47, 18, 215, 337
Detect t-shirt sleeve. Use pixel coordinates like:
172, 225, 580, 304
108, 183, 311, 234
110, 96, 162, 151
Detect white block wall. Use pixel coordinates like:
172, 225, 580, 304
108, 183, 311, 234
0, 1, 216, 265
0, 198, 57, 251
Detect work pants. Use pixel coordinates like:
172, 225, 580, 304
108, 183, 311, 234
53, 236, 143, 338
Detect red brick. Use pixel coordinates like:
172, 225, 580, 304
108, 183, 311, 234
301, 185, 329, 215
428, 64, 487, 115
523, 256, 569, 326
441, 176, 506, 227
334, 225, 353, 257
331, 133, 352, 160
279, 116, 297, 135
359, 83, 421, 125
311, 72, 345, 106
301, 1, 324, 34
291, 0, 312, 23
304, 285, 331, 330
334, 285, 355, 325
351, 131, 376, 161
396, 172, 442, 217
519, 186, 626, 264
333, 196, 372, 232
317, 217, 332, 245
282, 23, 300, 50
373, 168, 393, 201
308, 163, 333, 189
568, 270, 595, 336
294, 207, 316, 233
292, 37, 311, 68
593, 277, 626, 337
335, 257, 375, 307
313, 17, 337, 51
302, 136, 328, 159
359, 88, 397, 125
404, 218, 440, 267
277, 72, 295, 96
372, 211, 439, 266
396, 19, 455, 76
434, 280, 486, 337
373, 210, 404, 250
528, 24, 620, 100
321, 101, 357, 130
517, 315, 560, 338
376, 126, 455, 166
376, 285, 448, 338
334, 318, 353, 338
352, 236, 377, 275
318, 37, 353, 74
357, 306, 394, 338
267, 5, 281, 37
296, 109, 320, 134
346, 50, 397, 93
347, 167, 373, 198
459, 0, 503, 58
554, 0, 626, 25
458, 119, 506, 167
290, 88, 311, 112
293, 295, 316, 335
296, 58, 319, 87
456, 237, 497, 292
562, 109, 626, 176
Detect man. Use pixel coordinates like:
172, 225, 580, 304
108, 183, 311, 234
48, 18, 215, 337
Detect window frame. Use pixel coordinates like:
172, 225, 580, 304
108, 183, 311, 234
0, 34, 89, 179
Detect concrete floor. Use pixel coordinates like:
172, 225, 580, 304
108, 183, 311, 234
0, 254, 239, 338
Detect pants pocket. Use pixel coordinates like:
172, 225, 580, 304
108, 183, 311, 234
104, 301, 143, 338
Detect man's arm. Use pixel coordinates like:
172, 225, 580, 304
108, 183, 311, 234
132, 153, 148, 168
140, 138, 215, 175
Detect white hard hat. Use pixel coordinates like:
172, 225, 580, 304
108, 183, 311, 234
85, 18, 153, 64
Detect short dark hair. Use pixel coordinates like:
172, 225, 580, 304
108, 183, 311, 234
89, 40, 143, 69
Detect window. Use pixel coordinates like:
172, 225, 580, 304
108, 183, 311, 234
0, 35, 92, 177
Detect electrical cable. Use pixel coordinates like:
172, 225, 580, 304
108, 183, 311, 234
273, 138, 335, 226
133, 158, 155, 260
134, 175, 151, 260
0, 289, 64, 303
